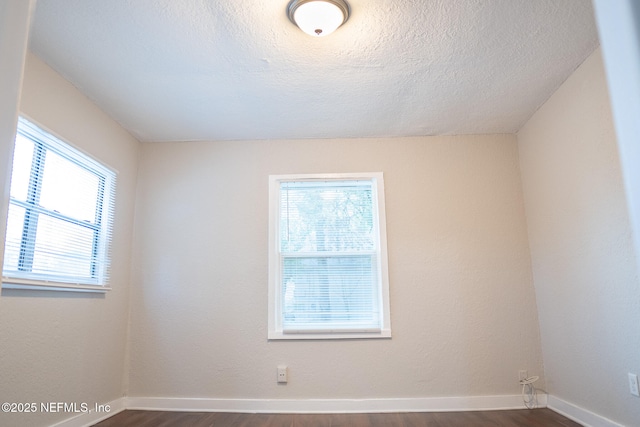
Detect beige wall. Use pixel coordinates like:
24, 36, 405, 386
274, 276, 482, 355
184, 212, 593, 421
0, 54, 139, 427
518, 49, 640, 426
129, 134, 544, 399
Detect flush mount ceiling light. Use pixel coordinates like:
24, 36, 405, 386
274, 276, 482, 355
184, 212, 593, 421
287, 0, 350, 37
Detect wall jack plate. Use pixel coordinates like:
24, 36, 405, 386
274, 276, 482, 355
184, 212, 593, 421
519, 370, 528, 382
629, 373, 639, 397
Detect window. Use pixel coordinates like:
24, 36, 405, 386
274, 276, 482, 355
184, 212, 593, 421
2, 117, 116, 292
268, 173, 391, 339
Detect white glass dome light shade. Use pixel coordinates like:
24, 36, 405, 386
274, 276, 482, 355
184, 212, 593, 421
288, 0, 350, 37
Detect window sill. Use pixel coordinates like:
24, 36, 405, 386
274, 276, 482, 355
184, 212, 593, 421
268, 329, 391, 340
2, 277, 110, 293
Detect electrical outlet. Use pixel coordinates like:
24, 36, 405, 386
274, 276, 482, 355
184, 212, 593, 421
277, 365, 288, 384
519, 370, 528, 382
629, 373, 639, 397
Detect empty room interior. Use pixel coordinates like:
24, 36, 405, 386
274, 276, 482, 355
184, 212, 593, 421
1, 0, 640, 426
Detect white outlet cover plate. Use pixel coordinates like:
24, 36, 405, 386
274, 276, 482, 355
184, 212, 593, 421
277, 365, 288, 383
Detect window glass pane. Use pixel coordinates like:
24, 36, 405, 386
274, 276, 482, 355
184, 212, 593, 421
31, 214, 95, 280
39, 150, 100, 223
282, 254, 379, 330
3, 204, 26, 272
9, 134, 34, 202
3, 117, 117, 289
280, 182, 374, 253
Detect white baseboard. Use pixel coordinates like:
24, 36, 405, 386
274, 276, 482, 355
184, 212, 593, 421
49, 394, 552, 426
547, 395, 624, 427
125, 394, 547, 414
41, 393, 629, 427
49, 397, 126, 427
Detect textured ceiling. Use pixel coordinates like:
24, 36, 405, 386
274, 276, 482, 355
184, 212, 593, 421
28, 0, 599, 142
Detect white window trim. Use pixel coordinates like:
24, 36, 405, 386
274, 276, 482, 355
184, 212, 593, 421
1, 116, 116, 293
268, 172, 391, 340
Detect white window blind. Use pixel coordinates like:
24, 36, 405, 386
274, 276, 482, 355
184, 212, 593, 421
2, 117, 116, 291
268, 173, 391, 339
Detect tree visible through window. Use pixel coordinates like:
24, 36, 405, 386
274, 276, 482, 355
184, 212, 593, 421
2, 117, 116, 290
269, 173, 391, 339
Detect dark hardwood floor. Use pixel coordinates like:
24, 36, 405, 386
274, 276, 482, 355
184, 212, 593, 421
92, 409, 581, 426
